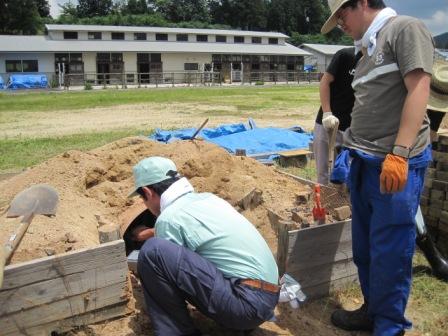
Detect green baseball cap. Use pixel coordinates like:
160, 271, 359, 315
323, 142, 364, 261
128, 156, 178, 198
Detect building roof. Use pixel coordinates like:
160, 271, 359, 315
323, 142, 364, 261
0, 35, 311, 56
45, 24, 289, 38
299, 43, 352, 56
435, 48, 448, 60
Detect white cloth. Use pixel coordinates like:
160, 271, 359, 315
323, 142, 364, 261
354, 39, 362, 55
361, 7, 397, 56
322, 112, 340, 130
160, 177, 194, 212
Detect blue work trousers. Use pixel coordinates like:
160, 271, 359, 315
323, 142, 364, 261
349, 149, 429, 336
137, 238, 279, 336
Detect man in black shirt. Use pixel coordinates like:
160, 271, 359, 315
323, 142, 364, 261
313, 47, 361, 184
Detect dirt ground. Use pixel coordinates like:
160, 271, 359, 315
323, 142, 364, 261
0, 100, 442, 336
0, 102, 315, 139
0, 136, 355, 336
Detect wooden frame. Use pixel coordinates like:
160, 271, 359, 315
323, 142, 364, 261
0, 240, 131, 336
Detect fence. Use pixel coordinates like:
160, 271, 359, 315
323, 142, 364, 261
0, 71, 322, 90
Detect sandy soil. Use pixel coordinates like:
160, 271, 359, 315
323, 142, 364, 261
0, 135, 358, 336
0, 100, 437, 336
0, 102, 316, 139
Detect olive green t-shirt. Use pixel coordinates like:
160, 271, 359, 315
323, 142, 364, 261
344, 16, 434, 158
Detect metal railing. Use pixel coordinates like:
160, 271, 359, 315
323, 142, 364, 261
0, 71, 323, 90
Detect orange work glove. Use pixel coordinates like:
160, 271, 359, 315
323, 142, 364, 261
380, 154, 408, 194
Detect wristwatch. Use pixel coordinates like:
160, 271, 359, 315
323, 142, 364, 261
392, 145, 411, 159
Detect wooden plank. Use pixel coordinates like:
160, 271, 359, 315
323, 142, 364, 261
0, 282, 128, 334
277, 220, 295, 276
301, 274, 358, 300
287, 240, 353, 271
278, 149, 312, 158
287, 220, 352, 252
2, 240, 126, 290
288, 258, 357, 289
0, 261, 127, 315
5, 301, 132, 336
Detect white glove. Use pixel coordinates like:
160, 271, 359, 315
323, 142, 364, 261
322, 112, 339, 130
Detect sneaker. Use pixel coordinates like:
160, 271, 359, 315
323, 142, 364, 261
331, 303, 374, 331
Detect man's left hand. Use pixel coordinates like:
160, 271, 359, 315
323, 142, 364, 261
380, 154, 408, 193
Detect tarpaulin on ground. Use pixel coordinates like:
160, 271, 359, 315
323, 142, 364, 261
7, 74, 48, 89
0, 76, 4, 89
151, 120, 313, 162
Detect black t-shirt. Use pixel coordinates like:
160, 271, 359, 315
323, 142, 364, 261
316, 48, 362, 131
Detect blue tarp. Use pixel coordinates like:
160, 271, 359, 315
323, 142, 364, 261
7, 74, 48, 89
151, 120, 313, 163
0, 77, 4, 90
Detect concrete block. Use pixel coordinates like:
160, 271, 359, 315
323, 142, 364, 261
334, 205, 351, 221
436, 170, 448, 182
430, 189, 445, 201
424, 177, 433, 188
432, 179, 448, 191
426, 168, 436, 179
295, 190, 311, 204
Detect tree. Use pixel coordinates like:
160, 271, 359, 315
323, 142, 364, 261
77, 0, 113, 18
149, 0, 210, 23
36, 0, 51, 18
210, 0, 268, 30
126, 0, 148, 14
0, 0, 42, 34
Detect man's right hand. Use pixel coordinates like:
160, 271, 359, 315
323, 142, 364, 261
322, 112, 339, 130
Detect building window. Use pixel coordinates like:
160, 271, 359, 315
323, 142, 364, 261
156, 33, 168, 41
252, 37, 262, 44
177, 34, 188, 41
5, 60, 22, 72
251, 63, 260, 71
134, 33, 146, 40
97, 53, 111, 61
137, 53, 150, 63
112, 32, 125, 40
111, 53, 123, 62
184, 63, 199, 71
268, 38, 278, 44
151, 53, 161, 62
88, 32, 102, 40
216, 35, 226, 43
196, 35, 208, 42
234, 36, 244, 43
63, 31, 78, 39
5, 60, 38, 72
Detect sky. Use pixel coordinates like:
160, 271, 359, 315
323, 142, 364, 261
49, 0, 448, 36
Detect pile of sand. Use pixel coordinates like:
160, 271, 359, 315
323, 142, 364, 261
0, 137, 317, 264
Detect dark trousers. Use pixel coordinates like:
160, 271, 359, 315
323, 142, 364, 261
137, 238, 278, 336
349, 153, 427, 336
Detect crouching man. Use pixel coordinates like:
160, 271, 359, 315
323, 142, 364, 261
128, 156, 279, 336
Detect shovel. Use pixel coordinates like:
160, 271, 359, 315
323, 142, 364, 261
190, 118, 209, 140
1, 184, 58, 287
327, 120, 340, 179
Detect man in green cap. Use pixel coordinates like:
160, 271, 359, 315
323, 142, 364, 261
321, 0, 434, 335
128, 156, 279, 336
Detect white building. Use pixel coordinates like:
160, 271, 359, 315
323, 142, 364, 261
299, 43, 353, 72
0, 24, 311, 87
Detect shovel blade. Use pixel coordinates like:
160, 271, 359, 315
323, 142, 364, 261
6, 184, 58, 218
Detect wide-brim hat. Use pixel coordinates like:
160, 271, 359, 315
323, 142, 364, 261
321, 0, 351, 34
428, 60, 448, 113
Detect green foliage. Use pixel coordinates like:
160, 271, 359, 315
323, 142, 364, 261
0, 0, 46, 34
84, 82, 93, 90
288, 31, 353, 47
77, 0, 113, 18
255, 80, 264, 86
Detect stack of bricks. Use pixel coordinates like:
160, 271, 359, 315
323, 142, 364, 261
420, 133, 448, 237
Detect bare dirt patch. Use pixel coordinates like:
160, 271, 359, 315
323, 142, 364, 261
0, 103, 316, 139
0, 137, 356, 336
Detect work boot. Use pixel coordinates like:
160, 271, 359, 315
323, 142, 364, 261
416, 233, 448, 282
331, 303, 373, 331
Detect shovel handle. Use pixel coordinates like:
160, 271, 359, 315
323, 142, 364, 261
0, 216, 34, 288
191, 118, 209, 140
327, 121, 339, 177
